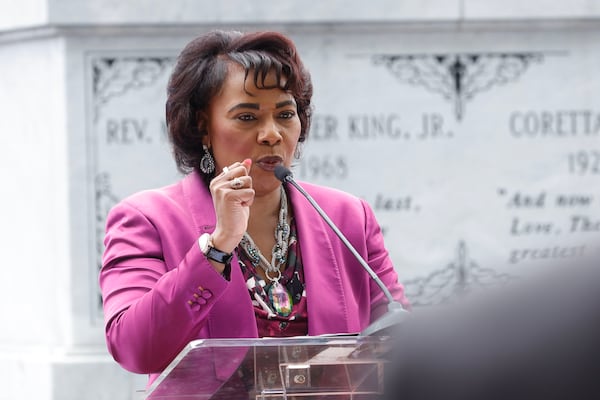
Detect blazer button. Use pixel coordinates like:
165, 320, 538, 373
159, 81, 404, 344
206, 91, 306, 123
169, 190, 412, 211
200, 289, 213, 299
189, 301, 202, 311
197, 297, 207, 305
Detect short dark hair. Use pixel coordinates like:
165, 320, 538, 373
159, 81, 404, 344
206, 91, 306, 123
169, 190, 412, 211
165, 30, 313, 176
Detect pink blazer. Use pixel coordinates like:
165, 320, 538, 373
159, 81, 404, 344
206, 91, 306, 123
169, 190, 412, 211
100, 171, 408, 383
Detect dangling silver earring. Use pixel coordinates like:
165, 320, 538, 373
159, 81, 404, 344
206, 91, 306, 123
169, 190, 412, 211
200, 144, 215, 174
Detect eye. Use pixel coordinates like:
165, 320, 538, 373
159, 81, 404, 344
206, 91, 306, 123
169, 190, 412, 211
279, 110, 296, 119
237, 113, 256, 122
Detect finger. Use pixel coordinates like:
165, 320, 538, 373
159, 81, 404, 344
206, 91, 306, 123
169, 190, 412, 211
221, 159, 252, 178
210, 182, 254, 209
211, 174, 252, 191
242, 158, 252, 174
221, 164, 239, 177
234, 186, 255, 207
240, 191, 255, 207
230, 177, 243, 190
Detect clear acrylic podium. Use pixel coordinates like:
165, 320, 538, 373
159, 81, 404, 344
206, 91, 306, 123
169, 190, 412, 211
144, 335, 391, 399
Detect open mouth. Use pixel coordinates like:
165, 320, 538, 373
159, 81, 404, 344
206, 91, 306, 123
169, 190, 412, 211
256, 156, 283, 171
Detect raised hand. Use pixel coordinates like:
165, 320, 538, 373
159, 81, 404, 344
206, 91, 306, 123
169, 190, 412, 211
209, 158, 254, 253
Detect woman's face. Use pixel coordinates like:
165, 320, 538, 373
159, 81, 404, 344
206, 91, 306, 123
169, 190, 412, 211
204, 63, 301, 196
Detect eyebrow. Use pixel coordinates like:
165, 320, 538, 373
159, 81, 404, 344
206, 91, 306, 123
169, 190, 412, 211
228, 103, 259, 112
275, 100, 296, 108
227, 100, 296, 113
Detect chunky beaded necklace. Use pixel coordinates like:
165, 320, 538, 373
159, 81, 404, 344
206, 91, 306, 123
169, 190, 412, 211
239, 186, 293, 316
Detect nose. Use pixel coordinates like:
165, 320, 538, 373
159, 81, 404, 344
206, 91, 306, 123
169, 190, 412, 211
257, 119, 282, 146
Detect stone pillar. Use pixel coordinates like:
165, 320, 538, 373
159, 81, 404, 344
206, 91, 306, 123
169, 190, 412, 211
0, 19, 144, 400
1, 1, 599, 399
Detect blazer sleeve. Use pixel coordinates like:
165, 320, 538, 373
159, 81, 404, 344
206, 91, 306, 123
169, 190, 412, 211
99, 200, 229, 374
361, 198, 411, 319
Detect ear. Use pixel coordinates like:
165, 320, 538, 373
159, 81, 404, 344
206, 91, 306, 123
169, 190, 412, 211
196, 111, 210, 146
294, 142, 303, 159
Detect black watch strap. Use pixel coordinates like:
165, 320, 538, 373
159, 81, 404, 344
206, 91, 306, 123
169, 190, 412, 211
205, 246, 233, 265
199, 233, 233, 266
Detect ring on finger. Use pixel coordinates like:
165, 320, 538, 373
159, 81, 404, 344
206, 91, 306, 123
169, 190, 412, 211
230, 177, 243, 189
222, 166, 230, 174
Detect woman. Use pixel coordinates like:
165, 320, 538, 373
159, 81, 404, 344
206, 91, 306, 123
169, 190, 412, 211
100, 30, 409, 386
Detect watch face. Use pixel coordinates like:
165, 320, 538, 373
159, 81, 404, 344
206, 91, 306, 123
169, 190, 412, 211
199, 233, 211, 254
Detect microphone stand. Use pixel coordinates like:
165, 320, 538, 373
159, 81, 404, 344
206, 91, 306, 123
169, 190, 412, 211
275, 166, 408, 336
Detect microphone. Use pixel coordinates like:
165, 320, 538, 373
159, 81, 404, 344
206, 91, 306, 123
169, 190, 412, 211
274, 165, 407, 336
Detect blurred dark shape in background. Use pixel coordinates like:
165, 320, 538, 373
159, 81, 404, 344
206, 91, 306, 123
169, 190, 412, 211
385, 257, 600, 400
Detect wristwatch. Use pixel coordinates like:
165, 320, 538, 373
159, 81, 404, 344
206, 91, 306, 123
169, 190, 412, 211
198, 233, 233, 265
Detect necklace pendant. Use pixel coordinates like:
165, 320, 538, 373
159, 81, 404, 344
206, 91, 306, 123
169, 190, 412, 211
268, 281, 293, 317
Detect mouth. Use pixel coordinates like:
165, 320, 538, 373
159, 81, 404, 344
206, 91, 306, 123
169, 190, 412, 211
255, 155, 284, 172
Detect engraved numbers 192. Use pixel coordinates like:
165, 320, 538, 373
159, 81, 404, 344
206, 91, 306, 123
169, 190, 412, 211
568, 150, 600, 175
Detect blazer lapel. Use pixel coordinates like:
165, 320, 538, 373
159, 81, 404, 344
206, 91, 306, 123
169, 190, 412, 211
287, 184, 351, 335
